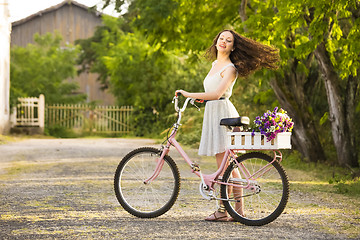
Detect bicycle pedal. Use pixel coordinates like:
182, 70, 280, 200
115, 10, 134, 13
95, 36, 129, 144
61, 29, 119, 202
191, 163, 200, 172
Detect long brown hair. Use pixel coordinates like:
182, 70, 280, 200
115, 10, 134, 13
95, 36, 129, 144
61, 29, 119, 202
205, 30, 280, 77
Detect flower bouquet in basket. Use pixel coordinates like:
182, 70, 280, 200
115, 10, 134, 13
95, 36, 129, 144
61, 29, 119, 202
251, 107, 294, 142
226, 107, 294, 150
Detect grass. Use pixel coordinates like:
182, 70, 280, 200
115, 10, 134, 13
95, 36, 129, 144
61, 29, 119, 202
281, 150, 360, 196
0, 135, 11, 145
1, 134, 54, 144
278, 151, 360, 238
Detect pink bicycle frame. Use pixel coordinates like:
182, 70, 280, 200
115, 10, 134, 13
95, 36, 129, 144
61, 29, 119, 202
144, 125, 283, 191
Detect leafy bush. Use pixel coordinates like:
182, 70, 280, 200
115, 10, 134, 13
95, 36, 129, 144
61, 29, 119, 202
10, 32, 86, 107
176, 107, 203, 148
45, 125, 78, 138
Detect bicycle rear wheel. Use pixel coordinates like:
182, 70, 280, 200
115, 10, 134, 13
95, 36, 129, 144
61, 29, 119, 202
114, 147, 180, 218
221, 152, 289, 226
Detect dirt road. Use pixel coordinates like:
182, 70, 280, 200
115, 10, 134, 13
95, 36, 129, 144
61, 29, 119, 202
0, 138, 358, 239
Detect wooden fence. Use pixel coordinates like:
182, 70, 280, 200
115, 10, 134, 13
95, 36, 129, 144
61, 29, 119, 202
15, 94, 45, 128
46, 104, 133, 134
13, 95, 133, 135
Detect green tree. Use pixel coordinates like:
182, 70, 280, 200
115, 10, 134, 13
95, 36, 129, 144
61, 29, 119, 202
10, 33, 86, 105
237, 0, 329, 163
76, 16, 129, 90
104, 0, 360, 167
238, 0, 360, 167
76, 15, 207, 136
104, 0, 327, 162
307, 0, 360, 167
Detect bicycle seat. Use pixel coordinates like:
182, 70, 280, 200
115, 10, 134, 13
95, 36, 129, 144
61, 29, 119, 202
220, 116, 250, 127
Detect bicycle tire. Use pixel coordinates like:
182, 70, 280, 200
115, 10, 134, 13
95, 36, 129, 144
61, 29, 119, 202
221, 152, 289, 226
114, 147, 180, 218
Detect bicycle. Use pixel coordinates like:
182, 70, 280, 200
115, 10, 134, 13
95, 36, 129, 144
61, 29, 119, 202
114, 95, 291, 226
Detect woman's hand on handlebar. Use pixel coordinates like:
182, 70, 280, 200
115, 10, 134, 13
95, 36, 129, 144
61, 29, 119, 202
175, 90, 205, 103
175, 89, 190, 98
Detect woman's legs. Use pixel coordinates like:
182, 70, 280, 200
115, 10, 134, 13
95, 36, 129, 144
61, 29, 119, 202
205, 152, 228, 221
217, 152, 244, 216
205, 151, 244, 220
230, 168, 245, 216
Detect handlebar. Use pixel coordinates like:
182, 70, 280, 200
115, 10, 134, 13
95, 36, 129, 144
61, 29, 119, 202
172, 95, 201, 113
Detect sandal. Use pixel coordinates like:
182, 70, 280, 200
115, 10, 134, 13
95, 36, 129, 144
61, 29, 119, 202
228, 213, 246, 222
205, 210, 229, 222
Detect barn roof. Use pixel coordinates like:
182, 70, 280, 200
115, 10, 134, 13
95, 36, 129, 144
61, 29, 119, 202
12, 0, 103, 27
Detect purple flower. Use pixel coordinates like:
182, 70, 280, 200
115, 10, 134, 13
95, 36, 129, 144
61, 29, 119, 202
251, 107, 294, 141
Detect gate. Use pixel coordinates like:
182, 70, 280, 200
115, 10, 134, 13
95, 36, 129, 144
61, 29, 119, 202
46, 104, 133, 134
13, 94, 45, 129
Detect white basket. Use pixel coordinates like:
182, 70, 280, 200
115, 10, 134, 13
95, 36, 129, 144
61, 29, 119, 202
226, 132, 292, 150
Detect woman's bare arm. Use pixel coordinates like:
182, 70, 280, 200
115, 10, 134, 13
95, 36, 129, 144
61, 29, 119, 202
175, 67, 237, 100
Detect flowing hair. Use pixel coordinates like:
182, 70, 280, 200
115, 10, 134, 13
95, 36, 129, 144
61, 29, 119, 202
205, 30, 280, 77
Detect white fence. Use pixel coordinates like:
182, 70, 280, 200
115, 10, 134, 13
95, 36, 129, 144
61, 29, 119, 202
12, 95, 133, 135
46, 104, 133, 134
13, 94, 45, 130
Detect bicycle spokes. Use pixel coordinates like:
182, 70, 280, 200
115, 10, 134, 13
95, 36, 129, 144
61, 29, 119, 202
221, 152, 289, 226
114, 147, 180, 218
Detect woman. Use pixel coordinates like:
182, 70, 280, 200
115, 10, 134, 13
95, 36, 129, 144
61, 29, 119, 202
176, 29, 279, 221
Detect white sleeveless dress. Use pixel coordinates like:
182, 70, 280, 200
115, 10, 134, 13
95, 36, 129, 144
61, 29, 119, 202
198, 61, 239, 156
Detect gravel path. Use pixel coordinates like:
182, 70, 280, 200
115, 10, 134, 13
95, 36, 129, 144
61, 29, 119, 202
0, 138, 359, 239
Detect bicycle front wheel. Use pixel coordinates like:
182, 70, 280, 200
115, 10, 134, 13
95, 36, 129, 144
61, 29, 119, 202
114, 147, 180, 218
221, 152, 289, 226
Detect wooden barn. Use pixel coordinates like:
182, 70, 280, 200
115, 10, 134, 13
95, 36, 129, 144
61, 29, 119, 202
11, 0, 115, 105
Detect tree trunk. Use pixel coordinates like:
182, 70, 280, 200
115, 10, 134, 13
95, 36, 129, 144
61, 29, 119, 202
314, 42, 359, 167
345, 74, 359, 167
238, 0, 248, 32
271, 73, 326, 162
